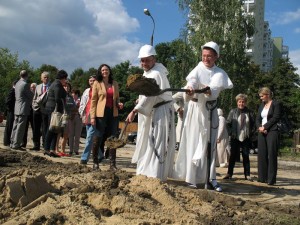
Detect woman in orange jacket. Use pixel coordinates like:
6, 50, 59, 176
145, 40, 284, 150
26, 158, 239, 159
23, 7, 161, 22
90, 64, 123, 170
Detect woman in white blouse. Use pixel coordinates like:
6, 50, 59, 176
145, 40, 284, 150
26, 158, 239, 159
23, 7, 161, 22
256, 87, 281, 185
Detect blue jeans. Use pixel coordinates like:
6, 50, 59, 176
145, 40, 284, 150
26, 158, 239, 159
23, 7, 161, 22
80, 124, 103, 162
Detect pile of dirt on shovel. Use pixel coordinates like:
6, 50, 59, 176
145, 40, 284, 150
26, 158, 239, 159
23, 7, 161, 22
0, 148, 299, 225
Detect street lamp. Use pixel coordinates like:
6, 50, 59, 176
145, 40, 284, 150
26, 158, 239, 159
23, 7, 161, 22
143, 8, 155, 46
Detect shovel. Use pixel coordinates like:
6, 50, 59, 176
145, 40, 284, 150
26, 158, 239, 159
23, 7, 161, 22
204, 100, 218, 190
126, 75, 210, 96
105, 121, 129, 149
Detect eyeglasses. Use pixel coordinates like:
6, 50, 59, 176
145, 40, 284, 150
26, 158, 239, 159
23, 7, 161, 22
259, 94, 269, 97
202, 55, 215, 59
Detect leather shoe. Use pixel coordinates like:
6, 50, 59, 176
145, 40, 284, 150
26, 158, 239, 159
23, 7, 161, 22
80, 160, 87, 165
30, 146, 40, 151
10, 146, 26, 151
44, 151, 60, 158
223, 174, 232, 180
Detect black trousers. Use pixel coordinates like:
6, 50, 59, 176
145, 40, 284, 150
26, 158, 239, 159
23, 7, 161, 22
23, 110, 34, 147
257, 131, 279, 184
3, 111, 14, 146
227, 138, 251, 177
44, 112, 57, 151
93, 107, 118, 161
32, 110, 49, 147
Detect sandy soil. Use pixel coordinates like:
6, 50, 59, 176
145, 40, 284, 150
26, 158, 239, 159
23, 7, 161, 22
0, 124, 300, 225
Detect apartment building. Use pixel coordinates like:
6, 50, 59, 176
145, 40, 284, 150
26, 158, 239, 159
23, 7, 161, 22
243, 0, 289, 72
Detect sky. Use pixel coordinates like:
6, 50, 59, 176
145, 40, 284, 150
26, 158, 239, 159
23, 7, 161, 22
0, 0, 299, 75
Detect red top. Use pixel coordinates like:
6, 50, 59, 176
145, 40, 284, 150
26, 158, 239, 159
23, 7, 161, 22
106, 87, 114, 108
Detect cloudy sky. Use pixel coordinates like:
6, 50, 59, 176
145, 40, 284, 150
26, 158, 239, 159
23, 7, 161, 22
0, 0, 299, 75
0, 0, 185, 74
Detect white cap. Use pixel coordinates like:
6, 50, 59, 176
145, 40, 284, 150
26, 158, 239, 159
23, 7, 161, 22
138, 44, 157, 58
201, 41, 220, 57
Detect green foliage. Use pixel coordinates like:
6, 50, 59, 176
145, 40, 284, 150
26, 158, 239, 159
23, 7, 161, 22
68, 67, 97, 96
177, 0, 255, 114
30, 64, 59, 85
155, 40, 197, 88
0, 48, 33, 113
247, 58, 300, 129
112, 61, 142, 121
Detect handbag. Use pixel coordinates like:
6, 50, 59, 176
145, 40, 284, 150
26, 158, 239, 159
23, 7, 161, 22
36, 91, 48, 107
49, 100, 68, 133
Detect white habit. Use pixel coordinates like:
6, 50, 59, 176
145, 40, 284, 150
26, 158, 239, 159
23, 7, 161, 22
132, 63, 176, 181
172, 61, 233, 185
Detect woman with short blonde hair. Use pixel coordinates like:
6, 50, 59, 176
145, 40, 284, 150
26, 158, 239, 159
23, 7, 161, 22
223, 93, 255, 181
235, 93, 247, 102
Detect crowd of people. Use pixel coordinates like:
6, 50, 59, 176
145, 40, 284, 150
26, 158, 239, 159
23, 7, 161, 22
3, 64, 123, 172
3, 41, 282, 191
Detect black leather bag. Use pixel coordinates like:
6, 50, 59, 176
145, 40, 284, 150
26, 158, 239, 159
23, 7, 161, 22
277, 114, 291, 134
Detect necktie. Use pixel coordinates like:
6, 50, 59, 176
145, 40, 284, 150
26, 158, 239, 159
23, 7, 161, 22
43, 86, 47, 93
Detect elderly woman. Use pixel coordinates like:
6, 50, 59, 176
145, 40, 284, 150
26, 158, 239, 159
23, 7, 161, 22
223, 94, 255, 181
256, 87, 281, 185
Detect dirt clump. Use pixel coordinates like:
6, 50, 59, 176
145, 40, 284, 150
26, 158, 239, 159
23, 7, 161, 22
0, 148, 300, 225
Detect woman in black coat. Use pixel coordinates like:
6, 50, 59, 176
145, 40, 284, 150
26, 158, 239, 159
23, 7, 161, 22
44, 70, 68, 157
256, 87, 281, 185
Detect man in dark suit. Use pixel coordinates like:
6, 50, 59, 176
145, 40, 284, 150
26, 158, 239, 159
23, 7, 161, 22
31, 71, 51, 150
3, 80, 18, 147
10, 70, 34, 151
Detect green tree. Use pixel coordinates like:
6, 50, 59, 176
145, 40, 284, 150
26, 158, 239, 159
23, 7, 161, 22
33, 64, 59, 84
177, 0, 255, 114
112, 61, 142, 121
155, 39, 197, 88
0, 48, 33, 113
69, 67, 97, 96
248, 58, 300, 129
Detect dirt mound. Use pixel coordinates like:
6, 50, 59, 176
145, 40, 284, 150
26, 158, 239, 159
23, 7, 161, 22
0, 149, 299, 225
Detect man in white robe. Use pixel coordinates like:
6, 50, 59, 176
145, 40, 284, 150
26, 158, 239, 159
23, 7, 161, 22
126, 45, 175, 181
172, 41, 233, 191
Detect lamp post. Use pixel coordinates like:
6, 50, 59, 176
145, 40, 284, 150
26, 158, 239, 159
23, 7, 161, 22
143, 8, 155, 46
